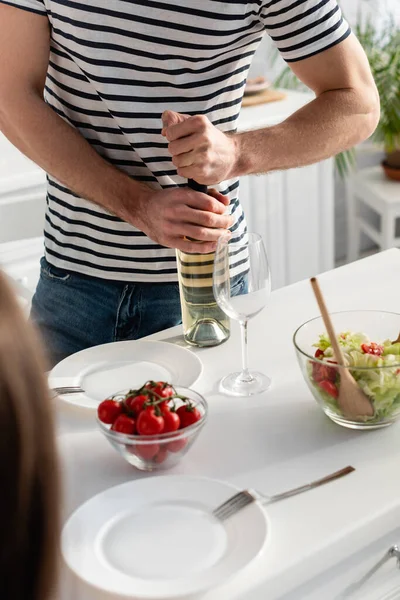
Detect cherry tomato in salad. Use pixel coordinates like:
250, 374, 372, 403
111, 414, 136, 434
125, 394, 148, 416
98, 399, 123, 424
135, 443, 160, 460
176, 405, 202, 429
136, 407, 164, 435
361, 342, 384, 356
312, 362, 337, 383
314, 348, 324, 359
319, 380, 338, 398
161, 406, 180, 433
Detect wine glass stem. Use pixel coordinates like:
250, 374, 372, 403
240, 320, 252, 382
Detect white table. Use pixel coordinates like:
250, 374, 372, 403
57, 249, 400, 600
347, 166, 400, 263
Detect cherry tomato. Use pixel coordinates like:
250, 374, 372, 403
314, 348, 324, 359
145, 381, 174, 399
161, 406, 180, 433
361, 342, 384, 356
152, 398, 170, 411
98, 399, 123, 424
111, 414, 136, 434
135, 443, 160, 460
319, 380, 338, 398
167, 438, 188, 453
176, 404, 202, 429
125, 394, 148, 416
154, 447, 169, 464
136, 407, 164, 435
312, 362, 337, 383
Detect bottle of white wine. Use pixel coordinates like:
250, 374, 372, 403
176, 180, 230, 347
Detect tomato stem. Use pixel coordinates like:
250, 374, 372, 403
112, 383, 192, 411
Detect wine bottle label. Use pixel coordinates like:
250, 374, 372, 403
177, 250, 216, 288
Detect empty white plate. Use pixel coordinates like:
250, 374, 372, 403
62, 475, 268, 598
50, 340, 203, 409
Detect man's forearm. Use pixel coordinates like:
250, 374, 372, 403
0, 92, 149, 224
233, 87, 380, 176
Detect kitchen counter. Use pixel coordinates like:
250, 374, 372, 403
237, 88, 313, 131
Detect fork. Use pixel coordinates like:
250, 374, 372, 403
52, 386, 84, 395
213, 466, 355, 521
339, 545, 400, 598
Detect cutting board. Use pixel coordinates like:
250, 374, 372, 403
242, 88, 286, 107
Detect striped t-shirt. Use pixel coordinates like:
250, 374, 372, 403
2, 0, 350, 282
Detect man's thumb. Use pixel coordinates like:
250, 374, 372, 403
162, 110, 181, 128
161, 110, 189, 135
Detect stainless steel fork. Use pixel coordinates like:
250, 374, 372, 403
52, 386, 84, 395
213, 466, 355, 521
338, 545, 400, 599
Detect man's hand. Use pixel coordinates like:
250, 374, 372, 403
162, 110, 238, 185
134, 185, 232, 254
163, 34, 379, 180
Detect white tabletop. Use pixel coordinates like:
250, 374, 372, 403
57, 248, 400, 599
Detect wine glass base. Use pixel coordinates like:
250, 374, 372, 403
220, 371, 272, 397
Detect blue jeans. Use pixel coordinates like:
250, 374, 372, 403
31, 257, 182, 368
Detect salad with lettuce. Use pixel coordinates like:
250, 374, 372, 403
308, 331, 400, 422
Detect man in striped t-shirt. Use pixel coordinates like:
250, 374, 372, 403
0, 1, 378, 366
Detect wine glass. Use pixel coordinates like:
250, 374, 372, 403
213, 232, 271, 396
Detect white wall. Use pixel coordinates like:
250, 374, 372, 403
341, 0, 400, 26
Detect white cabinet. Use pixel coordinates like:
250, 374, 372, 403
0, 132, 46, 242
237, 91, 334, 289
239, 160, 334, 290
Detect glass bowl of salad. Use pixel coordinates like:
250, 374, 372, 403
293, 311, 400, 429
97, 383, 208, 471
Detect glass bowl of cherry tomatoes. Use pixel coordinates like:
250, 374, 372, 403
96, 381, 208, 471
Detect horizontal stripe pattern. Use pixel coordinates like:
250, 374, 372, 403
260, 0, 350, 61
2, 0, 349, 281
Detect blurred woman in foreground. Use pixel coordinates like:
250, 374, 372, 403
0, 270, 59, 600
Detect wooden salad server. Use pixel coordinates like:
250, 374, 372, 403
310, 277, 374, 420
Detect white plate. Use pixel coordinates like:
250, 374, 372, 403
50, 340, 203, 410
62, 476, 268, 598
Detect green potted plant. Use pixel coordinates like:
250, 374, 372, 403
271, 14, 400, 181
358, 17, 400, 180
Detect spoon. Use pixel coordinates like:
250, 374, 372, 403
392, 332, 400, 344
310, 277, 374, 419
